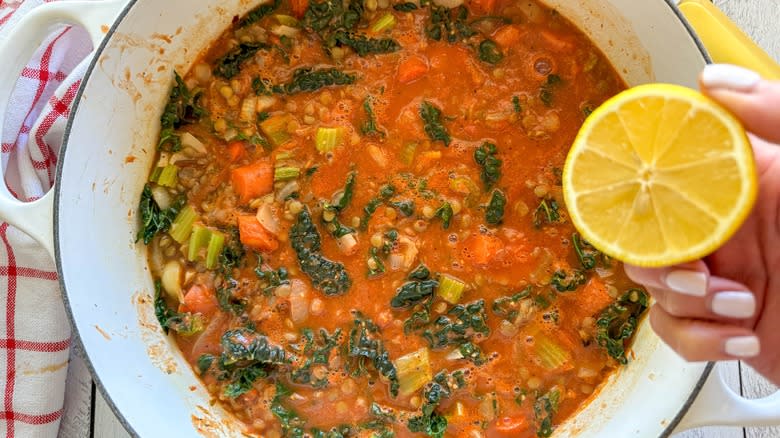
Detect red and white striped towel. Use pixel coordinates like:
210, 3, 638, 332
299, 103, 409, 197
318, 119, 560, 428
0, 0, 94, 436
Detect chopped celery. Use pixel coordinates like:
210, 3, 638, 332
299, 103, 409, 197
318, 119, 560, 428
157, 164, 178, 188
274, 166, 300, 181
149, 166, 163, 183
260, 114, 292, 146
448, 401, 466, 419
535, 333, 572, 370
400, 142, 417, 166
169, 205, 197, 243
315, 127, 343, 153
438, 274, 466, 304
275, 14, 299, 26
394, 347, 432, 396
371, 12, 397, 33
188, 225, 211, 261
206, 231, 225, 269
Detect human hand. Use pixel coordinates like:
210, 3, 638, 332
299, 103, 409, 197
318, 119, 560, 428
624, 64, 780, 385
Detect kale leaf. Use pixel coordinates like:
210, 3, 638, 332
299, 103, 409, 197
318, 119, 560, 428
485, 189, 506, 225
534, 389, 560, 438
158, 72, 206, 151
433, 202, 453, 229
303, 0, 400, 57
539, 74, 563, 107
325, 171, 357, 213
478, 39, 503, 64
291, 328, 342, 387
572, 232, 610, 271
550, 269, 586, 292
213, 42, 270, 79
290, 208, 352, 295
393, 2, 418, 11
346, 312, 399, 397
218, 327, 288, 398
473, 142, 501, 189
492, 285, 532, 321
407, 371, 464, 437
532, 198, 561, 228
391, 265, 438, 308
282, 67, 357, 94
596, 288, 649, 364
137, 184, 185, 245
422, 300, 490, 365
238, 0, 281, 27
424, 4, 475, 43
361, 96, 385, 136
419, 101, 451, 146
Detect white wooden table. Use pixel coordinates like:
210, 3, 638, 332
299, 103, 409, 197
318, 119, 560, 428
65, 1, 780, 437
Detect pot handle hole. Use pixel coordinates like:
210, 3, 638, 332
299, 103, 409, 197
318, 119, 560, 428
675, 361, 780, 431
0, 0, 129, 258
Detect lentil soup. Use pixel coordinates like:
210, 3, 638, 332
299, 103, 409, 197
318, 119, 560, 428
139, 0, 649, 436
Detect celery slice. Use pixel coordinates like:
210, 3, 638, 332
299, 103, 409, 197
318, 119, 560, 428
275, 14, 299, 26
205, 231, 225, 269
371, 12, 397, 33
535, 334, 572, 370
394, 347, 432, 396
400, 142, 417, 165
157, 164, 178, 187
438, 274, 466, 304
315, 127, 343, 153
274, 166, 301, 181
149, 166, 163, 183
260, 114, 292, 147
169, 205, 197, 243
188, 224, 211, 262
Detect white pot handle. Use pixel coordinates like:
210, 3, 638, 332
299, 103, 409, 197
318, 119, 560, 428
675, 362, 780, 431
0, 0, 128, 259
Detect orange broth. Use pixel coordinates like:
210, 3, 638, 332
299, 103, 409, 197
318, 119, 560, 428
141, 0, 648, 436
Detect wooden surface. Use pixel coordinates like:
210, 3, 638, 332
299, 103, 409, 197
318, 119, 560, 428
74, 1, 780, 437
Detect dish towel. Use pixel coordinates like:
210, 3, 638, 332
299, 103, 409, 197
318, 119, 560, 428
0, 0, 95, 437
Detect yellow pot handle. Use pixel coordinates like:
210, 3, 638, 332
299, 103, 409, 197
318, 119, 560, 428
678, 0, 780, 80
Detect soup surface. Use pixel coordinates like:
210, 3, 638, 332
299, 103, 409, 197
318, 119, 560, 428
140, 0, 649, 436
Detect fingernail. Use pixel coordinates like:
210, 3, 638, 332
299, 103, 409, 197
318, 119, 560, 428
711, 291, 756, 319
701, 64, 760, 92
724, 335, 760, 358
664, 270, 707, 296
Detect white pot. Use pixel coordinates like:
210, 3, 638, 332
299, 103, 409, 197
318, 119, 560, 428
0, 0, 778, 436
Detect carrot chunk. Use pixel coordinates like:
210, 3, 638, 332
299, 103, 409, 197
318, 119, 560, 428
231, 159, 273, 204
179, 284, 218, 317
469, 0, 497, 14
397, 56, 429, 84
577, 277, 615, 316
290, 0, 308, 18
463, 234, 504, 265
226, 140, 247, 163
238, 215, 279, 252
492, 25, 523, 49
492, 416, 530, 436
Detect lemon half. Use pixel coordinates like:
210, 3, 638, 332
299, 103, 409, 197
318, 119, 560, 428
562, 83, 757, 267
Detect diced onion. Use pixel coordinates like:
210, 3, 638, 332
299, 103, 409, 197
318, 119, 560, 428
180, 132, 207, 155
239, 96, 258, 123
151, 185, 173, 210
271, 25, 300, 37
595, 267, 614, 278
161, 261, 184, 303
338, 233, 359, 255
256, 203, 280, 235
388, 254, 403, 271
289, 279, 310, 324
276, 180, 300, 201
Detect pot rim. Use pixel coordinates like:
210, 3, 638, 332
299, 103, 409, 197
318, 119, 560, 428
53, 1, 714, 437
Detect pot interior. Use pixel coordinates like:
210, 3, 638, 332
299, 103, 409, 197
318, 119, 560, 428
56, 0, 708, 436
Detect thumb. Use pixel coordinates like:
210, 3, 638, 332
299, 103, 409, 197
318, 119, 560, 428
700, 64, 780, 144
